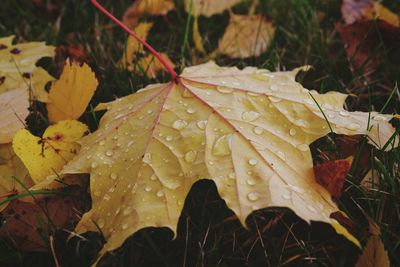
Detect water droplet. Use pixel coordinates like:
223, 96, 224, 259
122, 223, 129, 230
228, 172, 236, 179
110, 173, 118, 180
289, 128, 296, 136
196, 120, 207, 130
339, 110, 349, 117
294, 119, 310, 128
186, 108, 195, 114
147, 109, 153, 114
212, 135, 231, 156
144, 185, 152, 192
246, 179, 256, 186
269, 96, 281, 103
182, 88, 193, 98
177, 199, 184, 206
166, 136, 173, 141
156, 190, 164, 197
184, 150, 197, 163
123, 206, 133, 216
277, 151, 286, 160
165, 179, 182, 190
93, 190, 101, 197
345, 123, 360, 131
150, 174, 157, 181
138, 115, 144, 120
242, 111, 260, 122
103, 194, 111, 201
97, 218, 105, 228
216, 85, 233, 94
248, 158, 258, 166
172, 119, 188, 130
253, 126, 263, 135
143, 152, 152, 164
297, 143, 309, 152
307, 205, 317, 213
288, 184, 304, 194
99, 140, 105, 146
86, 155, 92, 160
281, 194, 291, 200
105, 150, 113, 157
247, 192, 260, 201
91, 162, 98, 169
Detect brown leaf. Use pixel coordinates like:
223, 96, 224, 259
0, 186, 87, 252
314, 157, 352, 199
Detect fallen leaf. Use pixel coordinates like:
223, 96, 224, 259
193, 17, 206, 53
336, 20, 400, 75
355, 221, 390, 267
59, 61, 398, 263
12, 120, 88, 184
341, 0, 399, 26
120, 22, 154, 70
122, 0, 175, 29
0, 186, 87, 252
218, 14, 275, 58
46, 60, 98, 122
0, 35, 55, 99
0, 143, 31, 212
137, 53, 176, 78
314, 157, 352, 199
0, 89, 29, 144
185, 0, 244, 17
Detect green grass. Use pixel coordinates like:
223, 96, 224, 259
0, 0, 399, 266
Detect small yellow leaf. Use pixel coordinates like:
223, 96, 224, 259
137, 53, 175, 79
120, 23, 154, 70
0, 89, 29, 144
12, 120, 88, 184
219, 14, 275, 58
46, 61, 98, 122
185, 0, 244, 17
122, 0, 175, 29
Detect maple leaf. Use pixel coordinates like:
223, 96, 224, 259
0, 35, 55, 100
46, 60, 98, 122
59, 61, 397, 263
12, 120, 88, 184
185, 0, 244, 17
218, 14, 275, 58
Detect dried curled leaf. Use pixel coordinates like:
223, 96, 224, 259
62, 61, 397, 263
218, 15, 275, 58
12, 120, 88, 184
46, 60, 98, 122
185, 0, 244, 17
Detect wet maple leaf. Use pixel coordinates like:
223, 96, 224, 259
60, 61, 397, 263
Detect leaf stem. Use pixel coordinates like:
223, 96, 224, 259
90, 0, 178, 79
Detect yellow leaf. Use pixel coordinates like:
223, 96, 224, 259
137, 53, 176, 79
0, 89, 29, 144
0, 143, 31, 212
355, 222, 390, 267
61, 61, 396, 263
185, 0, 244, 17
193, 17, 206, 53
122, 0, 175, 29
120, 23, 154, 70
218, 14, 275, 58
46, 60, 98, 122
12, 120, 88, 184
0, 35, 55, 98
